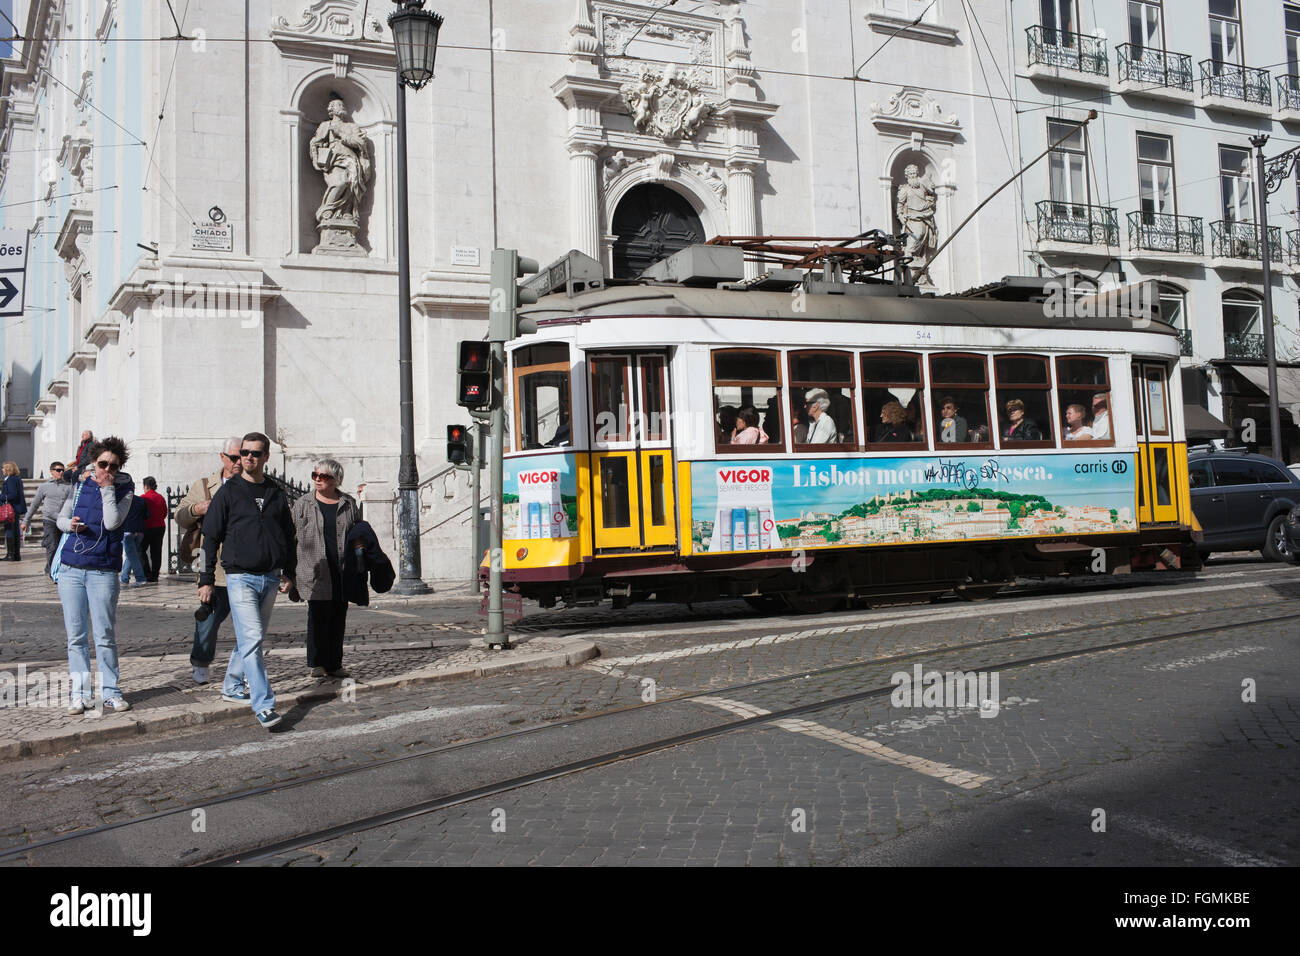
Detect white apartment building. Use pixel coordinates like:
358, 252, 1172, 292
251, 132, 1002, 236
1012, 0, 1300, 458
0, 0, 1029, 580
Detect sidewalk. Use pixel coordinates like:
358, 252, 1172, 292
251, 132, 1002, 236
0, 560, 598, 759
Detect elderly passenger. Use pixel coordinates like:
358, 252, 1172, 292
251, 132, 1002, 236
291, 458, 359, 679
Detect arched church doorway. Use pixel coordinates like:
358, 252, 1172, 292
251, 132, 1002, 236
611, 184, 705, 279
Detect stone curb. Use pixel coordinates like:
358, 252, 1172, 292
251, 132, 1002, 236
0, 637, 599, 761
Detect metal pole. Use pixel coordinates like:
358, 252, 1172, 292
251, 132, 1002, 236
469, 424, 481, 592
485, 343, 509, 647
1252, 135, 1284, 462
393, 76, 430, 594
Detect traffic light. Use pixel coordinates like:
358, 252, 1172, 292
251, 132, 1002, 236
457, 340, 491, 408
488, 248, 541, 341
447, 424, 472, 465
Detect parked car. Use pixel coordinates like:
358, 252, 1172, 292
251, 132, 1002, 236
1188, 449, 1300, 562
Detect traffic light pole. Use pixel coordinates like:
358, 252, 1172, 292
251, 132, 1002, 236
470, 424, 482, 593
485, 342, 508, 647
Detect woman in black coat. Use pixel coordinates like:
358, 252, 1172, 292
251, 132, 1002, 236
1, 461, 27, 561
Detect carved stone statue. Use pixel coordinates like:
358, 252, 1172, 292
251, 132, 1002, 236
310, 99, 372, 255
895, 163, 938, 282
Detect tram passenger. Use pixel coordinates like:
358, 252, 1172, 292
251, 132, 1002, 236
874, 401, 913, 443
732, 406, 768, 444
717, 405, 739, 444
1063, 403, 1094, 440
763, 395, 782, 444
1090, 393, 1111, 440
1003, 399, 1043, 441
937, 396, 968, 444
804, 389, 838, 443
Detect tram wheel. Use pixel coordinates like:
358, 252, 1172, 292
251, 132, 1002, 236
954, 583, 1002, 602
743, 594, 786, 613
781, 591, 845, 614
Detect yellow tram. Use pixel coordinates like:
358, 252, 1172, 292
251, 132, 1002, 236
494, 244, 1197, 613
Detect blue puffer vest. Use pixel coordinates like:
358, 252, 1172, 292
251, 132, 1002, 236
60, 473, 134, 572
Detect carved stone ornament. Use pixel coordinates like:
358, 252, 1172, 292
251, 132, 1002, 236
603, 150, 634, 185
621, 64, 715, 141
601, 12, 717, 79
870, 87, 961, 139
685, 161, 726, 198
273, 0, 384, 43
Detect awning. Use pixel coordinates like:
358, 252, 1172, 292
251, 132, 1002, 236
1183, 403, 1232, 435
1231, 365, 1300, 406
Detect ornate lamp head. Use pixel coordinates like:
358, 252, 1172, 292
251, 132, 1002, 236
389, 0, 444, 91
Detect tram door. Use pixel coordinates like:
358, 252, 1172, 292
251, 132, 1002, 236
588, 352, 677, 552
1133, 361, 1179, 524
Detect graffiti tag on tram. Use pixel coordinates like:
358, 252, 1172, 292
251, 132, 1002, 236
925, 458, 1012, 490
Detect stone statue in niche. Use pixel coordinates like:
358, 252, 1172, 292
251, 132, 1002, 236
310, 98, 372, 255
895, 164, 938, 283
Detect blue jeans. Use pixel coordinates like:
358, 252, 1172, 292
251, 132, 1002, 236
120, 534, 147, 584
225, 572, 279, 713
190, 585, 232, 667
58, 565, 122, 701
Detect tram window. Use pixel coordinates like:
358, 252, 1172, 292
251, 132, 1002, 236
591, 355, 631, 444
513, 345, 571, 451
789, 351, 856, 449
995, 355, 1054, 448
861, 352, 925, 448
1056, 356, 1114, 446
928, 353, 992, 448
712, 349, 784, 450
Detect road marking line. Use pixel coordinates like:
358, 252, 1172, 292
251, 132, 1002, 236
39, 705, 507, 785
692, 695, 991, 790
1145, 645, 1268, 671
582, 579, 1289, 670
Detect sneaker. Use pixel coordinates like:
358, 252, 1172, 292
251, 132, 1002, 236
309, 666, 326, 678
221, 688, 251, 703
66, 700, 89, 715
255, 709, 282, 729
327, 667, 351, 679
102, 697, 131, 713
192, 666, 210, 685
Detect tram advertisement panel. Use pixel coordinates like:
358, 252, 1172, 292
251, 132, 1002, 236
504, 454, 578, 539
690, 454, 1137, 553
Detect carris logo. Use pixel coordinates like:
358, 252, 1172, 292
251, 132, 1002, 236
718, 468, 771, 484
519, 471, 559, 485
50, 886, 152, 936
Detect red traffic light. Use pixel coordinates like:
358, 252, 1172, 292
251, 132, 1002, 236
459, 340, 490, 372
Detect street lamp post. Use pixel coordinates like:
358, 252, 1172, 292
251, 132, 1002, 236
1250, 134, 1300, 462
387, 0, 443, 595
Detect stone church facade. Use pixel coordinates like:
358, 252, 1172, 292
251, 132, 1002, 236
0, 0, 1024, 579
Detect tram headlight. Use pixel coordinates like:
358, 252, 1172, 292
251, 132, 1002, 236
516, 547, 529, 561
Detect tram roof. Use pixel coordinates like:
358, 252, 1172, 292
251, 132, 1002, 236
520, 284, 1174, 336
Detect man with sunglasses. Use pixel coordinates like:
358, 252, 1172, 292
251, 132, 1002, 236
175, 438, 243, 685
23, 461, 73, 577
197, 432, 298, 730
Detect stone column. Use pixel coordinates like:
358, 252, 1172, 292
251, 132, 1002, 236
569, 142, 602, 260
727, 160, 759, 278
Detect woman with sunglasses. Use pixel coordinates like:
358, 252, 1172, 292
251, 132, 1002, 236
291, 458, 358, 679
54, 436, 134, 714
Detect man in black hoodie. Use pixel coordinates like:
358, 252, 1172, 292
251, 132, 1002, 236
198, 432, 297, 730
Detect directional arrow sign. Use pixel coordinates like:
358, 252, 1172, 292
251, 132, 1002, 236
0, 228, 30, 318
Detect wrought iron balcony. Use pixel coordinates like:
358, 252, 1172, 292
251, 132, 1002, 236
1177, 329, 1193, 357
1127, 211, 1203, 255
1289, 229, 1300, 265
1199, 60, 1271, 105
1225, 331, 1266, 360
1037, 200, 1119, 246
1117, 44, 1193, 90
1209, 220, 1282, 262
1027, 25, 1108, 76
1277, 75, 1300, 112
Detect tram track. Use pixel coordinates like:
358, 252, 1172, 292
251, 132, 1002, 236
3, 594, 1296, 867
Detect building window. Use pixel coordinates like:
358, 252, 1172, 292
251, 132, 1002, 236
1219, 145, 1252, 223
862, 352, 926, 449
1040, 0, 1078, 42
1209, 0, 1243, 69
788, 351, 857, 450
880, 0, 937, 22
929, 353, 993, 448
712, 349, 784, 451
1056, 356, 1114, 445
1137, 133, 1176, 219
995, 355, 1055, 447
1048, 118, 1090, 212
1129, 0, 1164, 52
1223, 289, 1264, 359
1159, 283, 1191, 355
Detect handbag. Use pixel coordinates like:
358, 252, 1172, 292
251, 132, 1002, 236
0, 503, 13, 525
49, 483, 84, 583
